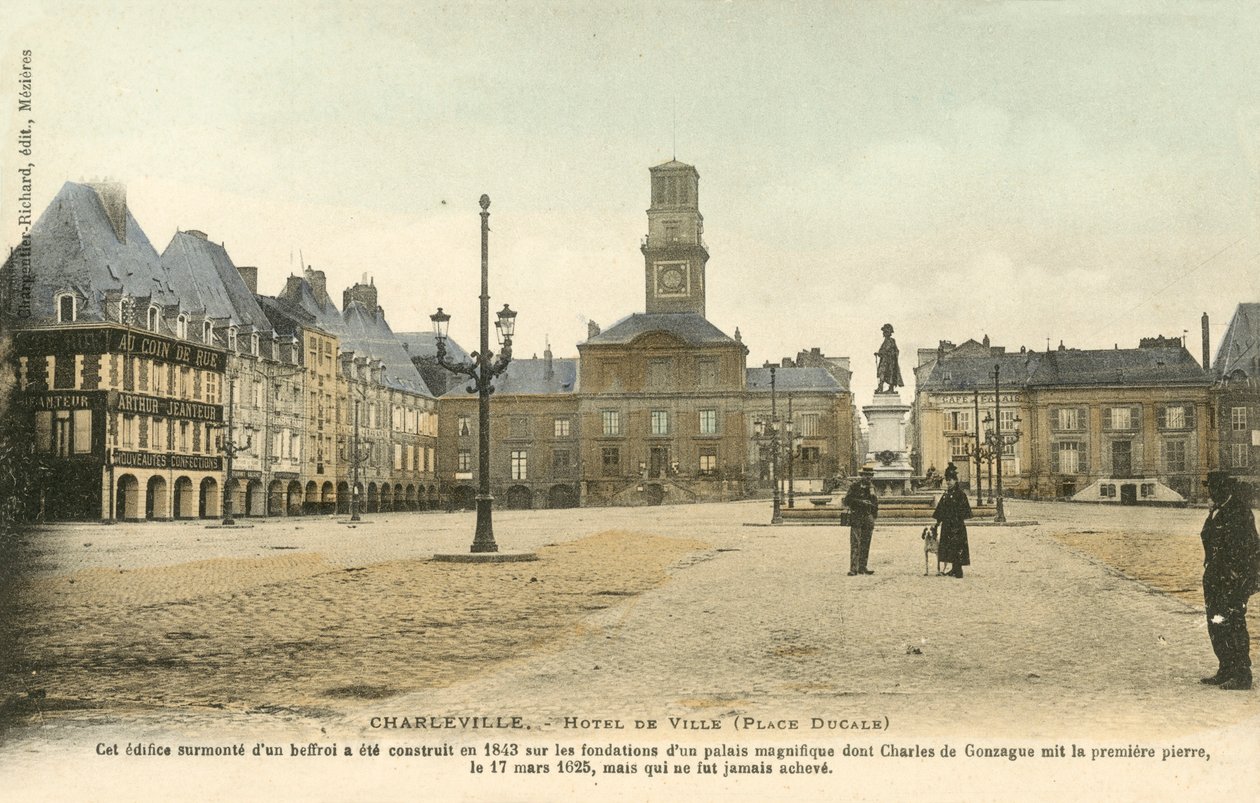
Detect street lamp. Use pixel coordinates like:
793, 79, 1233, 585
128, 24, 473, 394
784, 394, 803, 509
430, 194, 516, 553
345, 389, 372, 522
987, 364, 1022, 523
752, 365, 784, 525
961, 388, 993, 507
218, 376, 253, 526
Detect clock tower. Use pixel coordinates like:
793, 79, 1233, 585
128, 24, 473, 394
642, 160, 709, 317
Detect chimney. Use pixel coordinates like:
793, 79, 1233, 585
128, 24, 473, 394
544, 339, 554, 381
587, 320, 601, 339
282, 275, 305, 303
1202, 312, 1211, 373
237, 266, 258, 294
87, 181, 128, 244
304, 267, 327, 303
343, 280, 378, 312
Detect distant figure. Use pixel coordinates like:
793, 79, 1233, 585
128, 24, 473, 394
875, 323, 904, 393
933, 479, 973, 578
1199, 471, 1260, 690
844, 467, 880, 576
944, 461, 958, 483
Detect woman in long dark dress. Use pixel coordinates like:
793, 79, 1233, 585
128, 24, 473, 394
933, 480, 972, 578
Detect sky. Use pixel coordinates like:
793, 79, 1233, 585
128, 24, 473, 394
3, 0, 1259, 405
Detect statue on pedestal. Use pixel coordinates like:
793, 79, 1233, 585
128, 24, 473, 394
875, 323, 904, 393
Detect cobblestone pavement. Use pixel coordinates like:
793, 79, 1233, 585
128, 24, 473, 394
2, 500, 1260, 800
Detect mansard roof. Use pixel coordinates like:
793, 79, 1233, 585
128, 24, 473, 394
1027, 346, 1208, 388
440, 357, 579, 398
395, 331, 472, 365
583, 312, 738, 347
919, 352, 1043, 393
159, 231, 272, 333
1, 181, 178, 323
746, 366, 847, 394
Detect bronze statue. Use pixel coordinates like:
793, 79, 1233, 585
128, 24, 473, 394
875, 323, 903, 393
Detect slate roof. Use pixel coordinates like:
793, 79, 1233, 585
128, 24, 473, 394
2, 181, 179, 323
277, 272, 432, 397
439, 357, 579, 398
919, 352, 1043, 392
747, 366, 846, 393
255, 295, 316, 338
1213, 303, 1260, 380
159, 231, 272, 333
1027, 346, 1208, 387
583, 313, 738, 347
394, 331, 472, 365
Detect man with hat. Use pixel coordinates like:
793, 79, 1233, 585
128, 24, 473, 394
1199, 470, 1260, 690
844, 466, 880, 576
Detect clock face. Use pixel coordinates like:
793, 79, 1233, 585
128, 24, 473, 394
655, 262, 688, 296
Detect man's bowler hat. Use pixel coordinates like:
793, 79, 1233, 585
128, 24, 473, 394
1204, 470, 1233, 486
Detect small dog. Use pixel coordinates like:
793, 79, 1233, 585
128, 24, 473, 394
921, 526, 942, 576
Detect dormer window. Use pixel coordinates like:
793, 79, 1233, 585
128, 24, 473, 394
250, 332, 259, 356
227, 326, 238, 351
176, 314, 188, 340
203, 320, 213, 344
56, 293, 77, 323
147, 305, 160, 332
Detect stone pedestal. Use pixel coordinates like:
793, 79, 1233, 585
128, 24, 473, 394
862, 391, 912, 495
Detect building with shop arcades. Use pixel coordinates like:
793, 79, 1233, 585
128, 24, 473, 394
0, 182, 226, 520
271, 269, 438, 514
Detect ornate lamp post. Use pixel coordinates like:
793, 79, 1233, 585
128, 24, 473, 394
785, 394, 803, 508
431, 194, 516, 553
753, 365, 784, 524
218, 376, 253, 526
986, 364, 1022, 523
345, 393, 372, 522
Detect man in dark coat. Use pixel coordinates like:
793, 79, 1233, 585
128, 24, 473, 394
844, 467, 879, 576
1200, 471, 1260, 690
933, 479, 973, 578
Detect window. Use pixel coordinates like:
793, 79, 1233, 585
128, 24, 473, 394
651, 410, 670, 435
393, 443, 403, 471
697, 358, 718, 388
1100, 483, 1115, 498
1055, 408, 1082, 431
1141, 483, 1156, 498
552, 449, 570, 476
1103, 406, 1139, 431
457, 449, 472, 472
203, 320, 213, 343
1162, 405, 1187, 430
147, 305, 159, 332
553, 417, 571, 438
176, 315, 187, 340
56, 293, 76, 323
947, 410, 972, 432
949, 436, 969, 458
601, 447, 620, 476
34, 411, 52, 452
1163, 440, 1187, 473
800, 446, 821, 463
458, 414, 471, 436
798, 413, 820, 437
1057, 442, 1081, 474
1232, 443, 1250, 468
510, 450, 528, 480
179, 421, 190, 452
1000, 410, 1018, 434
120, 414, 137, 449
699, 409, 718, 435
601, 410, 621, 436
250, 333, 259, 356
227, 327, 238, 351
698, 447, 718, 476
1232, 407, 1248, 431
